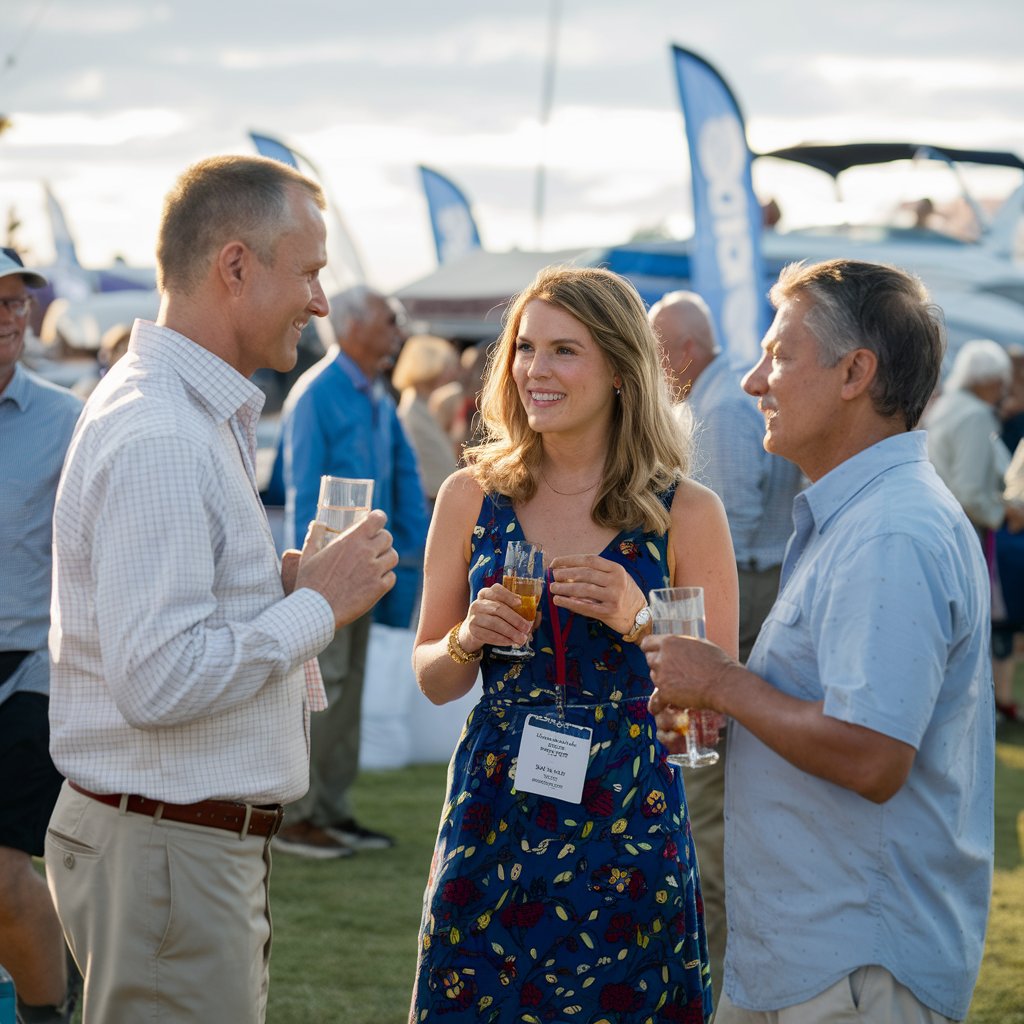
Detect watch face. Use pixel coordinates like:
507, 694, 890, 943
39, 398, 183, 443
624, 605, 651, 640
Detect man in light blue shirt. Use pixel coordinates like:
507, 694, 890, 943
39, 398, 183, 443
644, 259, 993, 1022
650, 290, 803, 1005
0, 249, 82, 1020
651, 290, 800, 595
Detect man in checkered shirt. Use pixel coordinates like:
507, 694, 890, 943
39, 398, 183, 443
44, 155, 398, 1023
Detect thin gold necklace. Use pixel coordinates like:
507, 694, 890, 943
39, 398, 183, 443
539, 467, 602, 497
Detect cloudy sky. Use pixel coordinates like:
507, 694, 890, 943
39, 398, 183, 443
3, 0, 1023, 291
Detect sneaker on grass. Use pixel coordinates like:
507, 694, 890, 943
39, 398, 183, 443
325, 819, 395, 851
275, 820, 354, 859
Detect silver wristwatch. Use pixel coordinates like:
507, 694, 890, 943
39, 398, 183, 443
622, 604, 652, 643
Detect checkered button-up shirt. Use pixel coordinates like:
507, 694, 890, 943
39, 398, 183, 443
49, 321, 333, 804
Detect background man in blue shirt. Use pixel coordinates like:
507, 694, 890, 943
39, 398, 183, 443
649, 289, 803, 1006
645, 259, 993, 1023
0, 249, 82, 1022
275, 285, 428, 858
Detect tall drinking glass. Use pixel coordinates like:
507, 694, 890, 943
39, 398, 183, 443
491, 541, 544, 662
313, 476, 374, 550
648, 586, 721, 769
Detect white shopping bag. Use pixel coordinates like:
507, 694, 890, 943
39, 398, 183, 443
359, 624, 416, 770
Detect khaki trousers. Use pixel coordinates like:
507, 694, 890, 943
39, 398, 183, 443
44, 782, 274, 1024
715, 966, 955, 1023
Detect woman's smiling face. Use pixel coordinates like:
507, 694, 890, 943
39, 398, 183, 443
511, 299, 619, 439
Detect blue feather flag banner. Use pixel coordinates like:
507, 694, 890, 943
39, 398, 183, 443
43, 182, 92, 301
44, 182, 80, 269
671, 45, 769, 365
418, 165, 482, 265
247, 130, 366, 287
249, 132, 301, 169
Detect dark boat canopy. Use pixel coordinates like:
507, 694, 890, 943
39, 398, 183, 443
759, 142, 1024, 178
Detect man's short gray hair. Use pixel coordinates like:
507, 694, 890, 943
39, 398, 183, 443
770, 259, 945, 431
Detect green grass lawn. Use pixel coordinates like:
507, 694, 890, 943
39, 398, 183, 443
266, 762, 446, 1023
266, 681, 1024, 1022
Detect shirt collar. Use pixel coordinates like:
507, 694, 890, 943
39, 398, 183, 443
687, 351, 723, 393
0, 361, 29, 409
799, 431, 929, 535
332, 347, 373, 393
130, 320, 265, 427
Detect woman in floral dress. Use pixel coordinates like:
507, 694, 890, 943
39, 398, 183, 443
410, 266, 738, 1023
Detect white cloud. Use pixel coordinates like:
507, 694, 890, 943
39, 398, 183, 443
748, 113, 1024, 154
64, 70, 105, 102
19, 1, 169, 35
810, 54, 1024, 92
7, 110, 187, 148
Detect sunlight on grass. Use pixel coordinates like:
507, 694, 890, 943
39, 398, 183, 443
997, 742, 1024, 772
267, 763, 447, 1024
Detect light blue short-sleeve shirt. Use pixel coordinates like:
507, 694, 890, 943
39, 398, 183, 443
725, 431, 994, 1021
0, 364, 81, 704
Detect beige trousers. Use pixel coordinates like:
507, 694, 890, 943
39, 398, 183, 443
715, 966, 956, 1024
44, 782, 274, 1024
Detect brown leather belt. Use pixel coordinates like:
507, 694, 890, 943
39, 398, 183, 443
69, 781, 284, 839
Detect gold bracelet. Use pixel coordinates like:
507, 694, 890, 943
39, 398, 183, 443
446, 621, 482, 665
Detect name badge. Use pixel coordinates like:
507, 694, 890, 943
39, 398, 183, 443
514, 714, 593, 804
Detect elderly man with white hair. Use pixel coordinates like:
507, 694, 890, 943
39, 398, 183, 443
925, 338, 1024, 721
648, 289, 804, 1007
274, 284, 429, 856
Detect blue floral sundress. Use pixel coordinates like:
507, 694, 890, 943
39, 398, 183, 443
410, 491, 712, 1024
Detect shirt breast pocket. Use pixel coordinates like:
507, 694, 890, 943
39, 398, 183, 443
4, 477, 39, 519
753, 597, 822, 700
767, 598, 800, 627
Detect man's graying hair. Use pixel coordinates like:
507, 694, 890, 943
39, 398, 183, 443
771, 259, 945, 430
157, 155, 324, 294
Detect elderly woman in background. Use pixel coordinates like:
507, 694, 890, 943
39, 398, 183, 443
409, 265, 737, 1023
924, 338, 1024, 721
392, 334, 460, 504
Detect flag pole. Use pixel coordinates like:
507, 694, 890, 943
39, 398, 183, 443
533, 0, 561, 250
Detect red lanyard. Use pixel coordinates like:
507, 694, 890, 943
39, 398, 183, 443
546, 578, 574, 716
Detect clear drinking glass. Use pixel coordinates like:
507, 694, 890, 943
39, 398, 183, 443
648, 586, 721, 769
490, 541, 545, 662
313, 476, 374, 549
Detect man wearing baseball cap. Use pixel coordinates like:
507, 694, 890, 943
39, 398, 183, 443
0, 248, 82, 1022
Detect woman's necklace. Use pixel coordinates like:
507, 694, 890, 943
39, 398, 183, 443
539, 467, 602, 497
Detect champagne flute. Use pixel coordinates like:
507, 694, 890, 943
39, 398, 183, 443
490, 541, 544, 662
313, 476, 374, 549
648, 586, 722, 769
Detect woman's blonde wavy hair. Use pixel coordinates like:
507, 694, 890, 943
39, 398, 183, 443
465, 265, 690, 535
